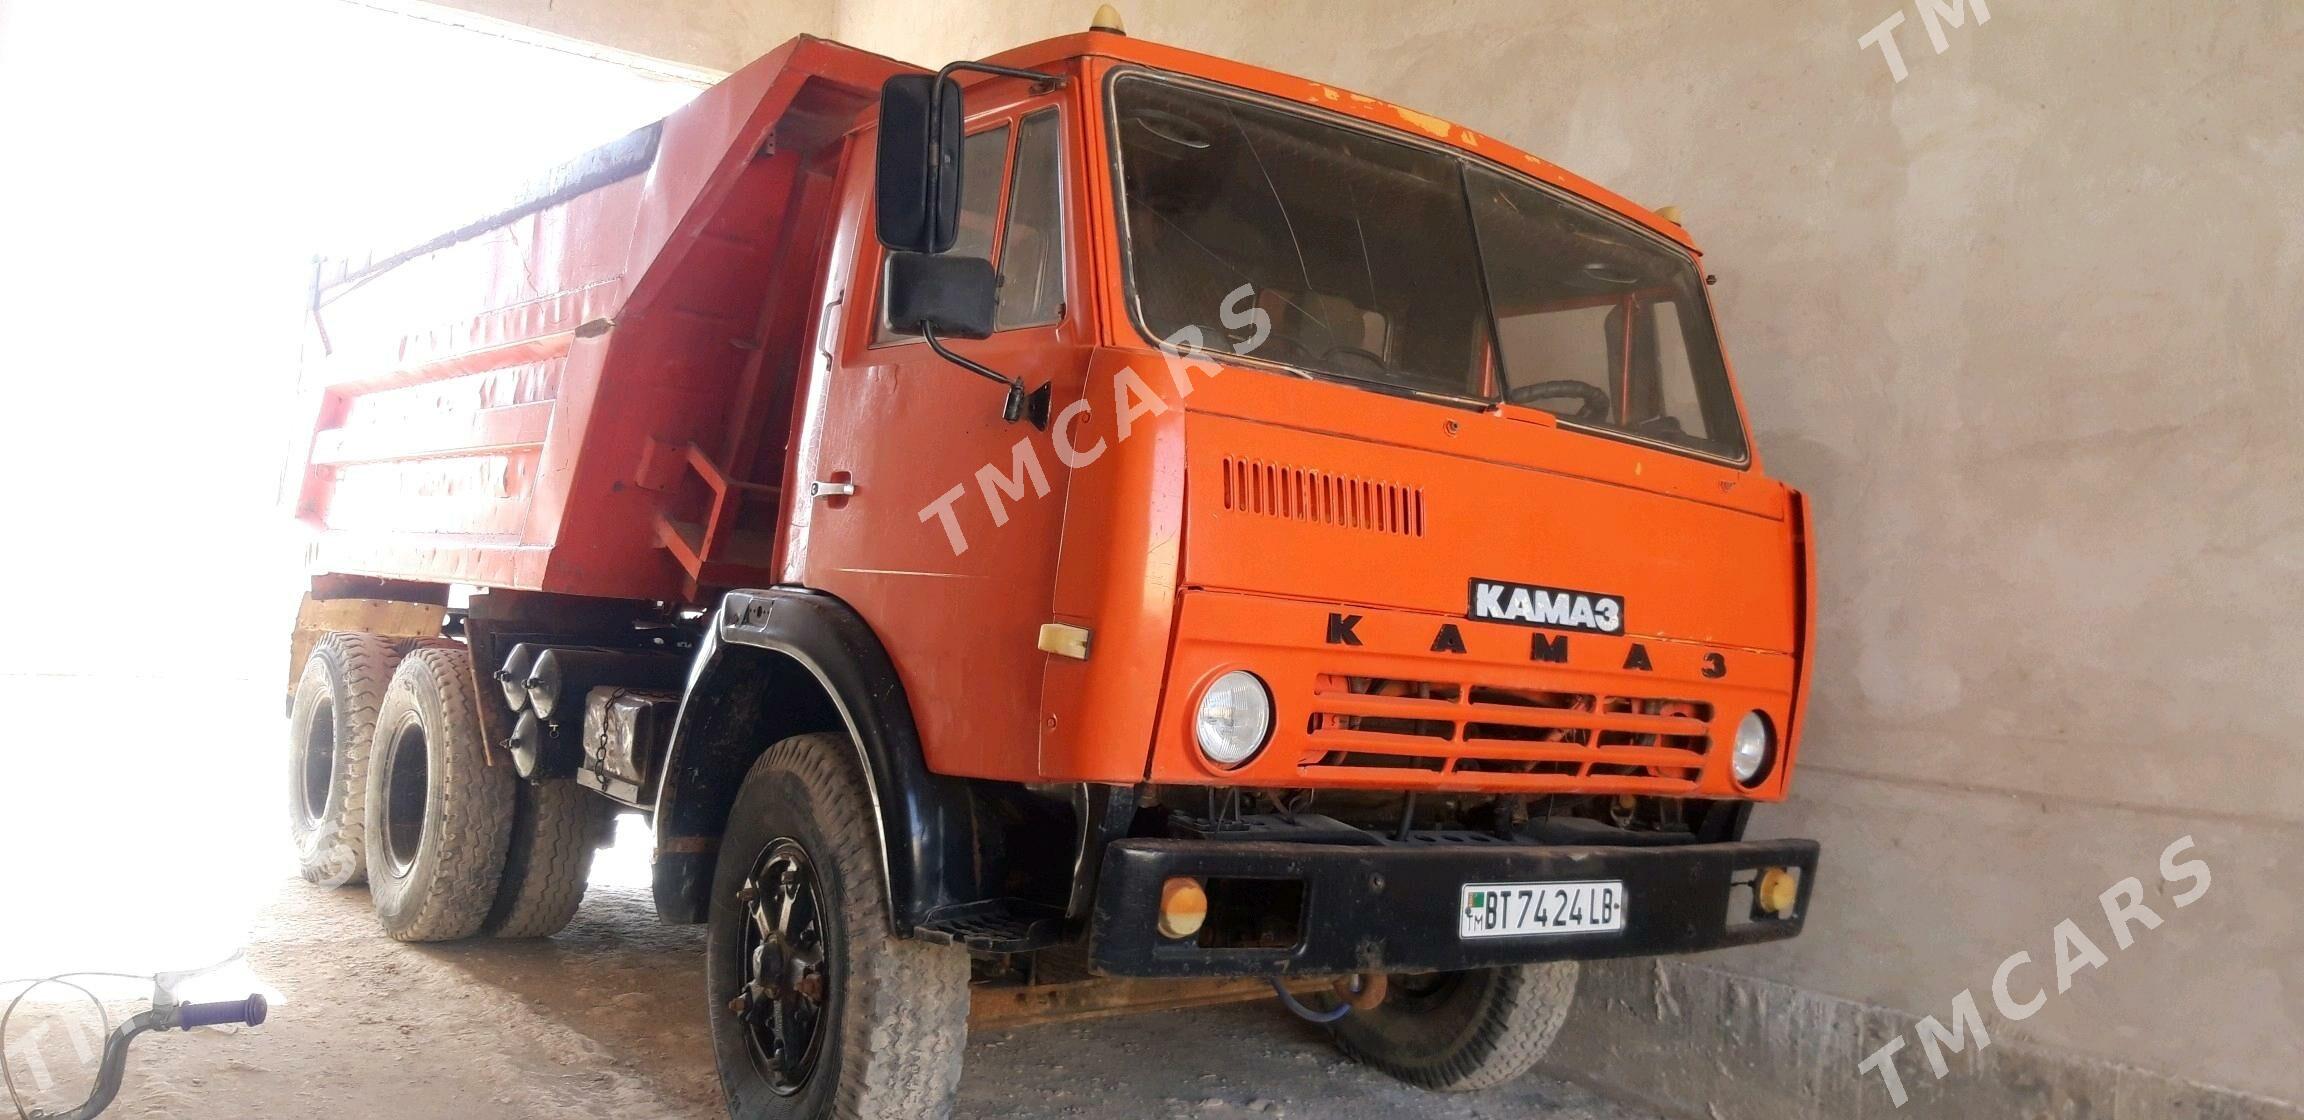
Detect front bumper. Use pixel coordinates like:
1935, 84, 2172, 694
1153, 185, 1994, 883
1088, 835, 1818, 977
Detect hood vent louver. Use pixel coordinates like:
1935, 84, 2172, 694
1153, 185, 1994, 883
1220, 456, 1425, 538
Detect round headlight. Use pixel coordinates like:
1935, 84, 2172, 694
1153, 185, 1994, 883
1731, 710, 1775, 785
1194, 670, 1273, 768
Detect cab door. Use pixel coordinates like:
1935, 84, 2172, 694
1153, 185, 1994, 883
786, 79, 1092, 781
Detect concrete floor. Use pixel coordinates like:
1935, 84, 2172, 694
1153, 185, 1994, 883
0, 677, 1657, 1119
80, 875, 1664, 1120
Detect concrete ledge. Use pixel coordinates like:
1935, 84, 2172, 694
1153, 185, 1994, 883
1542, 959, 2303, 1120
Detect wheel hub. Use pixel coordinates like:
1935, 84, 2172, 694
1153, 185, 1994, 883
379, 719, 430, 875
732, 839, 829, 1094
298, 698, 338, 826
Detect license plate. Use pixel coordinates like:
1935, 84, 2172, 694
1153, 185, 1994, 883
1458, 880, 1626, 938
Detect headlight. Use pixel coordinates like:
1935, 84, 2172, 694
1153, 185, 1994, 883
1731, 710, 1775, 785
1194, 670, 1272, 768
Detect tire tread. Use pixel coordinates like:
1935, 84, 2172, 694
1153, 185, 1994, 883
718, 734, 970, 1119
485, 782, 609, 938
365, 645, 515, 942
287, 631, 404, 886
1334, 961, 1579, 1092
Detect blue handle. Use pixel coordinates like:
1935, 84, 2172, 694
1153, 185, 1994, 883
173, 994, 267, 1030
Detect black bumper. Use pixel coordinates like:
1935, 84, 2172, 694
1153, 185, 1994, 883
1088, 836, 1819, 978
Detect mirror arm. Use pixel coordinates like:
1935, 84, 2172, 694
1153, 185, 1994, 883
922, 326, 1052, 429
903, 59, 1064, 427
921, 325, 1014, 390
922, 62, 1068, 214
934, 60, 1070, 93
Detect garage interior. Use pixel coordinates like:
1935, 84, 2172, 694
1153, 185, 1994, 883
0, 2, 2295, 1118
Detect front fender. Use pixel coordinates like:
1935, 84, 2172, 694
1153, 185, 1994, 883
650, 588, 988, 933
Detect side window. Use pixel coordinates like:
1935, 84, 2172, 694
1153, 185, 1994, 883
875, 123, 1011, 343
994, 109, 1064, 330
1647, 301, 1713, 440
947, 124, 1011, 260
1495, 298, 1723, 444
1495, 304, 1613, 398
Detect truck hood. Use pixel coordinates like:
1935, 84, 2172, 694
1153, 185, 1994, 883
1178, 409, 1799, 655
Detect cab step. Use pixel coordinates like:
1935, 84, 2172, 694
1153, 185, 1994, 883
917, 900, 1070, 953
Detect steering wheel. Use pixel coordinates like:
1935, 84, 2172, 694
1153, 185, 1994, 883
1507, 379, 1611, 422
1243, 333, 1311, 366
1321, 345, 1389, 379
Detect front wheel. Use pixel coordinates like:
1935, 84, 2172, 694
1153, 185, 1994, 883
1331, 962, 1579, 1091
705, 734, 969, 1119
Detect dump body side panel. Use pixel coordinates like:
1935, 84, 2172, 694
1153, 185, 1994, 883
297, 172, 638, 590
292, 36, 913, 603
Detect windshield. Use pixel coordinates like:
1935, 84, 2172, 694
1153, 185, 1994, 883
1110, 74, 1748, 462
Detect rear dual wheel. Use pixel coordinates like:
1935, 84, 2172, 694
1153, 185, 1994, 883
287, 632, 405, 886
292, 639, 597, 941
487, 779, 617, 938
365, 646, 516, 941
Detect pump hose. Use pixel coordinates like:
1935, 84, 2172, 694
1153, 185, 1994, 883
1270, 978, 1352, 1023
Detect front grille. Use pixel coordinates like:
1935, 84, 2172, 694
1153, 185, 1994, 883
1302, 674, 1712, 794
1220, 456, 1425, 537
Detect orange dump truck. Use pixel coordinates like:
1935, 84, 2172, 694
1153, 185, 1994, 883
286, 15, 1818, 1117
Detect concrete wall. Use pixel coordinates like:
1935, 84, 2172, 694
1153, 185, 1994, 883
415, 0, 2303, 1110
836, 2, 2304, 1109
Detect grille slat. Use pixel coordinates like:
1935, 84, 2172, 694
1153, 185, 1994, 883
1306, 729, 1704, 770
1314, 691, 1709, 739
1302, 672, 1712, 791
1221, 456, 1424, 537
1299, 765, 1701, 796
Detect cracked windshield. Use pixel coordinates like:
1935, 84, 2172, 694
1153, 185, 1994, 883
1113, 74, 1747, 460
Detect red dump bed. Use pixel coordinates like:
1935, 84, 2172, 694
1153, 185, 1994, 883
289, 37, 908, 603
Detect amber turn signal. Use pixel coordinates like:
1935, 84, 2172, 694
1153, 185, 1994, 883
1157, 876, 1208, 939
1757, 867, 1799, 916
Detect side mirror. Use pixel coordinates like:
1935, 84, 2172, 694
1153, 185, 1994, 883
883, 251, 997, 340
875, 74, 964, 253
884, 251, 1048, 427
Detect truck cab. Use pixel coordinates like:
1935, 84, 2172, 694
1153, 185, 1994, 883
778, 22, 1817, 949
285, 20, 1816, 1120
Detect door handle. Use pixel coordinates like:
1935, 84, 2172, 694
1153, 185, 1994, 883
810, 480, 857, 500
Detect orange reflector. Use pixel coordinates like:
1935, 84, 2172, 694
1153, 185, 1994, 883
1758, 867, 1799, 916
1157, 877, 1207, 940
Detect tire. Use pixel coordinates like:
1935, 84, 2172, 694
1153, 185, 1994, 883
705, 734, 969, 1120
484, 781, 615, 938
286, 632, 405, 887
363, 645, 516, 942
1331, 962, 1579, 1092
